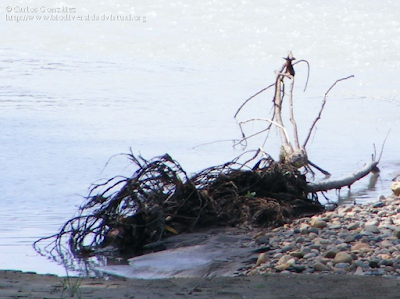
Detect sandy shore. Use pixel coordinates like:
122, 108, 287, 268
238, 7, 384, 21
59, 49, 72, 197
1, 270, 400, 299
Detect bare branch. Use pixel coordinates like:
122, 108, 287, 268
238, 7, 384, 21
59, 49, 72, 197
238, 118, 291, 146
293, 59, 310, 92
234, 127, 271, 148
378, 129, 391, 162
287, 76, 301, 149
271, 51, 298, 154
307, 160, 331, 177
192, 139, 239, 149
303, 75, 354, 148
234, 83, 275, 118
307, 160, 378, 192
273, 76, 292, 151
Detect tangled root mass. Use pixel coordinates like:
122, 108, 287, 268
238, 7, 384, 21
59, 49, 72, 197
35, 153, 323, 259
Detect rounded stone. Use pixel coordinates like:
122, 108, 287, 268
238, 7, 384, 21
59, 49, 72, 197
364, 225, 380, 234
380, 240, 394, 248
284, 230, 294, 238
354, 266, 364, 275
308, 232, 318, 239
277, 254, 293, 265
313, 262, 330, 272
308, 227, 320, 234
365, 220, 379, 226
333, 269, 347, 275
373, 236, 383, 242
303, 252, 317, 259
329, 224, 342, 230
290, 251, 305, 258
279, 270, 291, 274
344, 235, 355, 243
256, 235, 270, 245
300, 247, 312, 254
300, 224, 309, 234
326, 230, 337, 235
292, 264, 306, 273
333, 252, 353, 264
324, 248, 339, 258
379, 259, 394, 267
277, 258, 297, 271
378, 211, 387, 217
281, 245, 293, 253
351, 242, 372, 253
372, 202, 385, 208
296, 237, 306, 243
336, 243, 350, 251
391, 182, 400, 196
255, 253, 268, 267
335, 262, 351, 269
369, 260, 380, 268
347, 222, 360, 230
311, 218, 327, 229
354, 260, 369, 268
393, 229, 400, 239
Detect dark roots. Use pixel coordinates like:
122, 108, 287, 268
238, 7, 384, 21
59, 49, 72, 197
34, 153, 323, 261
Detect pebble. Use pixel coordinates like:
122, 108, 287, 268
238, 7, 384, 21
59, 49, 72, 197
324, 248, 339, 258
299, 224, 309, 234
329, 224, 342, 230
308, 227, 320, 234
344, 235, 355, 243
255, 235, 269, 245
347, 222, 360, 230
391, 182, 400, 196
295, 237, 305, 243
354, 260, 369, 268
355, 266, 364, 275
380, 240, 393, 248
277, 255, 293, 265
244, 193, 400, 278
311, 218, 327, 229
290, 251, 305, 258
292, 264, 306, 273
393, 229, 400, 239
373, 202, 385, 208
281, 246, 293, 253
351, 242, 371, 253
333, 252, 353, 264
335, 262, 351, 269
313, 262, 330, 272
303, 252, 317, 259
379, 259, 393, 266
256, 253, 268, 267
369, 260, 380, 268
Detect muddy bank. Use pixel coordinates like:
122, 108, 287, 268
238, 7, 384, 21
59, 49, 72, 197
1, 270, 400, 299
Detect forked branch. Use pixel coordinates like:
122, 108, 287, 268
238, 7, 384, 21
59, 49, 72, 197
303, 75, 355, 148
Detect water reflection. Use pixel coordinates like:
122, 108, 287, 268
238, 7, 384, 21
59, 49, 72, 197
335, 173, 380, 205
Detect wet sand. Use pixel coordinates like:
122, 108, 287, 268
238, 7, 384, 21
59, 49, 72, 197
1, 270, 400, 299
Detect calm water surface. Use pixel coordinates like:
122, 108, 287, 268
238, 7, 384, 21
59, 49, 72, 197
0, 0, 399, 275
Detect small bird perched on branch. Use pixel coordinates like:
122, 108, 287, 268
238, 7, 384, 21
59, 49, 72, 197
283, 51, 296, 76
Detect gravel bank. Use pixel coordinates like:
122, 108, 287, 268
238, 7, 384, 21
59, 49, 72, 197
245, 194, 400, 278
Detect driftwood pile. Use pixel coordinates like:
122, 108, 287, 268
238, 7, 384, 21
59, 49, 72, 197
34, 152, 324, 259
34, 52, 380, 270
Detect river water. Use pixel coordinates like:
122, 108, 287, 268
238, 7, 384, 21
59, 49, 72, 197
1, 0, 399, 275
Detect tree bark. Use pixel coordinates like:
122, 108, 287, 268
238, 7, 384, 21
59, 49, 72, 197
307, 161, 379, 192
